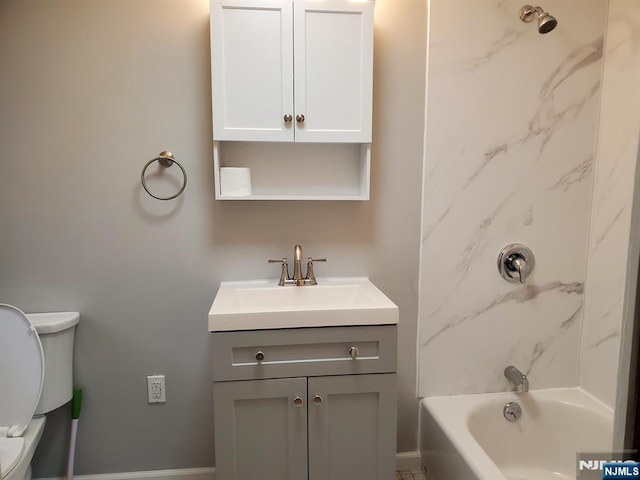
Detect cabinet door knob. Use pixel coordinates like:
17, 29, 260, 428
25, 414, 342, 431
255, 351, 265, 362
283, 114, 293, 124
293, 396, 304, 407
296, 114, 305, 124
349, 346, 359, 359
313, 394, 323, 405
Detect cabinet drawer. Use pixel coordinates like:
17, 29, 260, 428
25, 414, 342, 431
211, 325, 397, 381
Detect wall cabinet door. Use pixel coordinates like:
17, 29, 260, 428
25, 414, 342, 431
211, 0, 294, 142
213, 377, 308, 480
210, 0, 373, 143
293, 1, 374, 143
308, 374, 397, 480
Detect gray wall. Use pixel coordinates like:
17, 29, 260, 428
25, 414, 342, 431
0, 0, 426, 476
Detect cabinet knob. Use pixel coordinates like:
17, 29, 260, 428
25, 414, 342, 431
255, 351, 265, 362
293, 396, 304, 407
313, 394, 323, 405
296, 114, 305, 124
349, 346, 359, 359
283, 114, 293, 124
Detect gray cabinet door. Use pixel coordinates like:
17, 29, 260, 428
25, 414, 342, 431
213, 377, 308, 480
308, 373, 397, 480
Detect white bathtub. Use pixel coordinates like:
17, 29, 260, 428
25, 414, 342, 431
420, 388, 613, 480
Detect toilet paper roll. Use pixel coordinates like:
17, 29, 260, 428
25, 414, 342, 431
220, 167, 252, 197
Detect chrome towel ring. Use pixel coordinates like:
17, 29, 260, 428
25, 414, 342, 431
141, 151, 187, 201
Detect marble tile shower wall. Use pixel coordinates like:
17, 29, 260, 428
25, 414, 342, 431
581, 1, 640, 408
418, 0, 607, 397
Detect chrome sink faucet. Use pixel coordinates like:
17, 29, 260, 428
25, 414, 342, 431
269, 245, 326, 286
504, 365, 529, 392
293, 244, 305, 285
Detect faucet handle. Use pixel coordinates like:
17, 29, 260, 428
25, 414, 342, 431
305, 257, 326, 285
498, 244, 535, 285
510, 256, 529, 284
269, 258, 290, 286
268, 258, 289, 266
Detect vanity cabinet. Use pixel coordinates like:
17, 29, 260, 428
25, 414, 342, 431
211, 325, 397, 480
210, 0, 374, 143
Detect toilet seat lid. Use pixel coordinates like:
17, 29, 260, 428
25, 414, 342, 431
0, 437, 24, 478
0, 305, 44, 438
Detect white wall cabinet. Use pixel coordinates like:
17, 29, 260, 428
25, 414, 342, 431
211, 0, 373, 143
209, 0, 374, 200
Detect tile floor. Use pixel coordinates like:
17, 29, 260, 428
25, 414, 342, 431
396, 468, 428, 480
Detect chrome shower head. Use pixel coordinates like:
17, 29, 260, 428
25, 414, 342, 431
519, 5, 558, 34
537, 11, 557, 33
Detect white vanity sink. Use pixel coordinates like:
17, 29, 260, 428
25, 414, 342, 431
208, 277, 398, 331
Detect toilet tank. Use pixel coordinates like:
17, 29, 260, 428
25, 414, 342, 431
26, 312, 80, 415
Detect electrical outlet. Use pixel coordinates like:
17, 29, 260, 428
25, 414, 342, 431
147, 375, 166, 403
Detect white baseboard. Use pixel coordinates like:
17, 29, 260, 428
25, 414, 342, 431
36, 453, 422, 480
396, 451, 422, 471
36, 467, 216, 480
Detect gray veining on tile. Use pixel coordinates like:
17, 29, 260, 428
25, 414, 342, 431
548, 156, 593, 192
467, 30, 526, 70
540, 37, 603, 100
588, 330, 620, 350
523, 208, 534, 226
526, 303, 582, 375
593, 206, 625, 250
421, 281, 584, 350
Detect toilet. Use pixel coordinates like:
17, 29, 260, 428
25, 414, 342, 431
0, 305, 79, 480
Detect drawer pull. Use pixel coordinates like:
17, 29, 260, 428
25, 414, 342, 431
293, 396, 304, 407
313, 394, 323, 405
349, 346, 359, 359
255, 351, 265, 362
